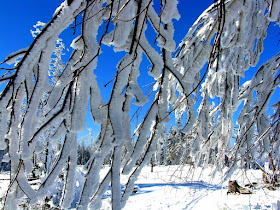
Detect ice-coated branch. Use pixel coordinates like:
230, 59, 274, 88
174, 0, 279, 173
0, 0, 279, 209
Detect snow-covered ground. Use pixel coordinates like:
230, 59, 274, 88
0, 165, 279, 209
100, 165, 280, 210
0, 171, 10, 206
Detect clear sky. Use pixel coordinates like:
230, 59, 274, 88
0, 0, 279, 142
0, 0, 214, 62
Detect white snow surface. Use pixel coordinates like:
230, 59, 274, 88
96, 165, 280, 210
0, 165, 279, 209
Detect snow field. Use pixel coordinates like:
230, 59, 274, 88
0, 165, 279, 209
98, 165, 280, 210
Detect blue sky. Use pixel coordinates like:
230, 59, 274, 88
0, 0, 279, 142
0, 1, 213, 62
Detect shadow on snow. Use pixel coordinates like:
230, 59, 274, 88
101, 181, 222, 199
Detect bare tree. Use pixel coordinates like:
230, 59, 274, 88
0, 0, 279, 209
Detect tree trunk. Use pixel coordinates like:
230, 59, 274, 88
150, 159, 154, 173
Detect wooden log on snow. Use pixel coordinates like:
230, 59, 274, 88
227, 180, 252, 195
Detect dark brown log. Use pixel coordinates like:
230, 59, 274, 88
227, 180, 252, 195
227, 180, 239, 194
